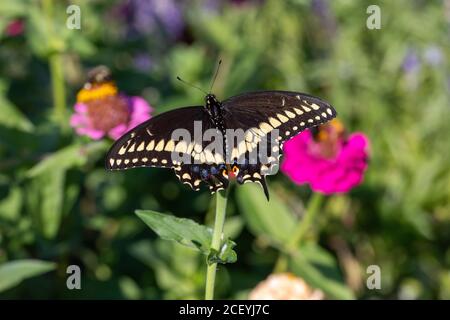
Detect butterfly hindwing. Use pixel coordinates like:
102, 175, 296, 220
175, 163, 229, 193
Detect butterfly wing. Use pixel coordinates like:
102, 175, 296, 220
222, 91, 336, 146
105, 106, 226, 191
222, 91, 337, 199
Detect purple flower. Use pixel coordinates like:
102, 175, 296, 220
402, 49, 421, 74
424, 45, 443, 66
133, 53, 153, 71
121, 0, 184, 39
311, 0, 337, 37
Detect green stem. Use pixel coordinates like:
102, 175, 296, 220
274, 193, 324, 273
42, 0, 66, 126
288, 192, 324, 250
49, 53, 66, 125
205, 189, 228, 300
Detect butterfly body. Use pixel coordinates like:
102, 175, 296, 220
106, 90, 337, 200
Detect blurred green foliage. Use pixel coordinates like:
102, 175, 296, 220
0, 0, 449, 299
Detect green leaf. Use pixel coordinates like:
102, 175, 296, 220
207, 239, 237, 265
0, 1, 28, 17
136, 210, 212, 254
289, 244, 355, 300
0, 81, 34, 132
135, 210, 238, 265
119, 276, 142, 300
0, 186, 22, 221
0, 260, 55, 293
223, 215, 244, 240
236, 183, 297, 246
39, 169, 65, 239
27, 141, 108, 178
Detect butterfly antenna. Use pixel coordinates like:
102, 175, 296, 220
176, 76, 208, 95
208, 59, 222, 93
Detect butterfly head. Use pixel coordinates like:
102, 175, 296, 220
205, 94, 219, 106
204, 94, 222, 120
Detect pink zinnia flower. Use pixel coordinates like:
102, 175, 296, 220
281, 119, 369, 194
70, 66, 152, 140
249, 273, 324, 300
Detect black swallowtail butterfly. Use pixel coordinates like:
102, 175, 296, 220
105, 88, 337, 200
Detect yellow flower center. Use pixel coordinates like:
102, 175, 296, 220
312, 118, 346, 159
76, 82, 118, 103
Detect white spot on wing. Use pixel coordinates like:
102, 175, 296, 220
182, 173, 191, 180
146, 140, 155, 151
269, 117, 281, 128
164, 140, 175, 152
259, 122, 273, 134
175, 141, 187, 153
253, 172, 261, 179
277, 113, 289, 123
155, 140, 165, 151
285, 110, 296, 118
137, 141, 145, 151
294, 108, 303, 115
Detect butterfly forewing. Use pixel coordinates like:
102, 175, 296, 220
223, 91, 336, 146
222, 91, 337, 188
106, 106, 210, 170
